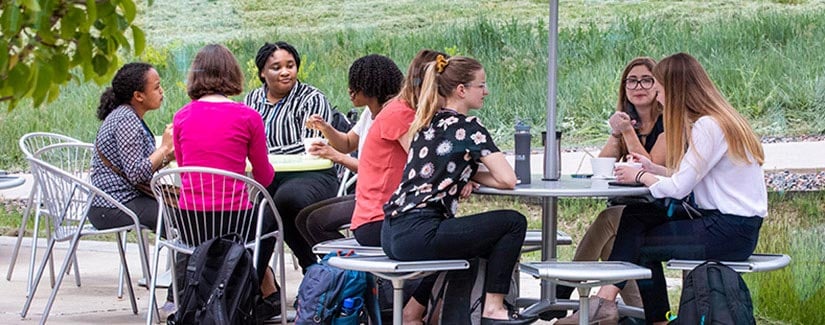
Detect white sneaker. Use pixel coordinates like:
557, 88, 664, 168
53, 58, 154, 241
157, 301, 177, 321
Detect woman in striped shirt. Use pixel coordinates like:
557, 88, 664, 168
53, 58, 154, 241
244, 41, 339, 272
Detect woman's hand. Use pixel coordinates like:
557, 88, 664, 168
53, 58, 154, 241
160, 124, 174, 154
307, 142, 344, 162
608, 112, 634, 135
628, 152, 667, 176
613, 165, 641, 184
305, 114, 332, 132
460, 181, 479, 199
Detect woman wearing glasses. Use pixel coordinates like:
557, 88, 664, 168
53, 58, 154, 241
555, 57, 665, 321
561, 53, 766, 324
598, 57, 665, 162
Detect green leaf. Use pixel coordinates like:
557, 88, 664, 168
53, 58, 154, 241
0, 39, 8, 74
131, 26, 145, 56
52, 53, 69, 82
47, 83, 61, 103
9, 63, 32, 98
121, 0, 137, 23
61, 8, 80, 39
20, 0, 41, 13
92, 54, 109, 76
85, 0, 97, 22
4, 3, 22, 34
32, 64, 52, 107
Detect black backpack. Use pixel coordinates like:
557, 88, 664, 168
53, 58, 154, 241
672, 261, 755, 325
168, 234, 261, 325
427, 258, 519, 325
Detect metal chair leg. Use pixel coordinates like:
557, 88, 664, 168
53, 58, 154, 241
115, 232, 138, 314
20, 238, 56, 318
6, 182, 38, 281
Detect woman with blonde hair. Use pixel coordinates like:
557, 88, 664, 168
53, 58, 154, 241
382, 55, 533, 324
558, 52, 766, 324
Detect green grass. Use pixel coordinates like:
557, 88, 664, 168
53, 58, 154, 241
3, 1, 825, 171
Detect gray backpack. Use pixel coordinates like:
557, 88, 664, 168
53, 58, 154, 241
672, 261, 755, 325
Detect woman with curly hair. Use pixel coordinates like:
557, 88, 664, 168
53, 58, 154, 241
296, 54, 403, 246
88, 62, 173, 232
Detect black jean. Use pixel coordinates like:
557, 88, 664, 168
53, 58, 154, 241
608, 203, 762, 323
295, 195, 354, 247
382, 208, 527, 294
353, 220, 382, 247
269, 168, 339, 272
87, 193, 159, 233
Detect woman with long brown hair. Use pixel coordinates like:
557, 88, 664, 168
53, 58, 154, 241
558, 52, 767, 324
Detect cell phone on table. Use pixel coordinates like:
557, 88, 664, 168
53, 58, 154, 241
608, 181, 645, 187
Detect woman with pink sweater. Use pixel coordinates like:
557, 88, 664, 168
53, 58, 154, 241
171, 44, 282, 319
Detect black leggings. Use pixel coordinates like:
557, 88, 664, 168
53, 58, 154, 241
609, 203, 762, 322
268, 168, 339, 272
295, 195, 354, 247
382, 208, 527, 294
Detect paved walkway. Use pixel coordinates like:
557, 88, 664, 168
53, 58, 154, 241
0, 236, 555, 324
0, 141, 821, 323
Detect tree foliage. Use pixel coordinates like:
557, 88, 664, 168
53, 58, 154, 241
0, 0, 151, 110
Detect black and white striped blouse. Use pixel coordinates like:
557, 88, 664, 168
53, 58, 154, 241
244, 82, 333, 154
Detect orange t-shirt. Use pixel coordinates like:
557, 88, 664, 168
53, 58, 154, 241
351, 99, 415, 229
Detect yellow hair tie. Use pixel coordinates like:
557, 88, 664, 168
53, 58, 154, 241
435, 55, 448, 73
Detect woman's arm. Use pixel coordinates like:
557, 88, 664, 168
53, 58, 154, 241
149, 124, 174, 171
473, 152, 517, 189
116, 119, 161, 184
599, 112, 651, 161
306, 113, 359, 153
648, 117, 728, 198
309, 143, 359, 172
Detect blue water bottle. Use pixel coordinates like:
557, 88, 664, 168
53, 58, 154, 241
334, 297, 363, 325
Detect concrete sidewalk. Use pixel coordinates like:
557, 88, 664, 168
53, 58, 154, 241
0, 236, 554, 324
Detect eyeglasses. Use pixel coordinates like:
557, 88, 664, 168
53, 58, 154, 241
624, 78, 655, 90
463, 83, 487, 90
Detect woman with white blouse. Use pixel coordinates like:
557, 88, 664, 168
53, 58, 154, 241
558, 52, 767, 324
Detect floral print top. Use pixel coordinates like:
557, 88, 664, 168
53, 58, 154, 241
384, 109, 500, 219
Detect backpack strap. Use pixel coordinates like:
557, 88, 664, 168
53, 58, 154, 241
364, 274, 383, 325
716, 262, 754, 325
688, 261, 714, 323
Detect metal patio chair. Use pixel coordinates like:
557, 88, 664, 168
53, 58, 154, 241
145, 166, 287, 324
20, 143, 151, 324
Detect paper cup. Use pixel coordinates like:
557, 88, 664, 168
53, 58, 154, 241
590, 157, 617, 178
303, 137, 327, 157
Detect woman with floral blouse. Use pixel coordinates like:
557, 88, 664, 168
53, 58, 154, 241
382, 55, 533, 325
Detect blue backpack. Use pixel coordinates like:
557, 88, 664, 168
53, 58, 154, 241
295, 252, 381, 325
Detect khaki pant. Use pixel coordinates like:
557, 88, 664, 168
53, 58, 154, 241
574, 205, 643, 307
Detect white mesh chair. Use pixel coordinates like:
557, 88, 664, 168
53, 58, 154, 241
20, 143, 151, 324
145, 167, 287, 325
7, 132, 82, 294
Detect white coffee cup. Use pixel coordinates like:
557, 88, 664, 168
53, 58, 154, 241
303, 137, 328, 157
590, 157, 617, 178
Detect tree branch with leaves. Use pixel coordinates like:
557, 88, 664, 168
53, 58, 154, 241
0, 0, 151, 110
